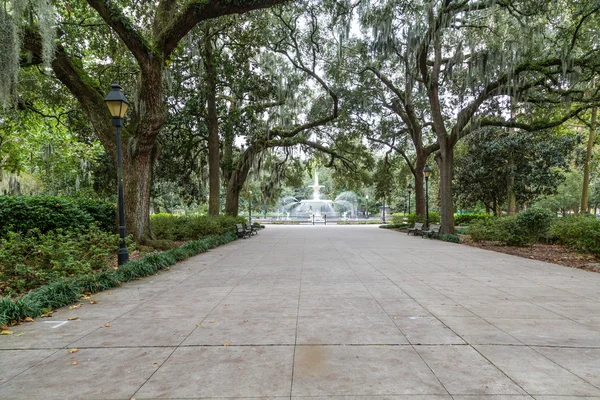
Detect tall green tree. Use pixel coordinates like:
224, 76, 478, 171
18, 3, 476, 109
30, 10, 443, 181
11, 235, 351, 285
4, 0, 289, 241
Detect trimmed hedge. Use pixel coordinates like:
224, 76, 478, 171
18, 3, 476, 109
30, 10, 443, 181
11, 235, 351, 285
0, 232, 236, 326
454, 213, 494, 226
406, 212, 441, 227
151, 214, 246, 241
0, 196, 116, 236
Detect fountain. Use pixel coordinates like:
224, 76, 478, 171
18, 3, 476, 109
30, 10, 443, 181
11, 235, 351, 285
280, 173, 357, 221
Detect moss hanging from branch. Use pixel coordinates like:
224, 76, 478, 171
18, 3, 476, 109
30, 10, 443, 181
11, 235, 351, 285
0, 0, 56, 109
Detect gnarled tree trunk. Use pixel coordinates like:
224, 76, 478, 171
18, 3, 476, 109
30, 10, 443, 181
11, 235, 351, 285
435, 138, 455, 234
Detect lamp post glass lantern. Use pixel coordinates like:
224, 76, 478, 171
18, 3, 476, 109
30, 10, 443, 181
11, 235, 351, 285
407, 183, 413, 215
423, 165, 432, 229
104, 83, 129, 266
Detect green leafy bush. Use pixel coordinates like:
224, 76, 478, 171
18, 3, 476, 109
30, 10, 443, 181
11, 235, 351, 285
406, 212, 441, 227
150, 214, 246, 241
391, 213, 407, 225
454, 213, 494, 226
0, 232, 236, 325
549, 216, 600, 255
0, 196, 116, 236
0, 228, 129, 297
380, 223, 407, 229
423, 231, 460, 243
469, 214, 542, 247
516, 207, 555, 242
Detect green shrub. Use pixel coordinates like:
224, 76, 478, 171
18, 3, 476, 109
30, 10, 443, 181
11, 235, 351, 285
454, 213, 494, 226
380, 223, 407, 229
469, 215, 532, 246
406, 212, 441, 227
549, 216, 600, 255
422, 231, 460, 243
0, 232, 236, 325
0, 228, 130, 297
516, 207, 555, 243
0, 196, 116, 236
391, 213, 407, 225
150, 214, 246, 241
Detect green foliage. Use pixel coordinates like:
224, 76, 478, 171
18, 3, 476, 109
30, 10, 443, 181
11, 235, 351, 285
548, 216, 600, 255
380, 223, 407, 229
454, 213, 494, 226
391, 212, 407, 225
150, 214, 246, 241
0, 232, 236, 325
0, 196, 116, 236
0, 228, 128, 297
469, 209, 555, 247
423, 231, 460, 243
516, 207, 555, 242
406, 212, 441, 227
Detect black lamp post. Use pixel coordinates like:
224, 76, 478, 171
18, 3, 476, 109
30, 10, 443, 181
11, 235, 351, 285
248, 190, 252, 224
382, 196, 386, 223
423, 165, 432, 229
104, 83, 129, 266
365, 194, 369, 220
407, 183, 413, 215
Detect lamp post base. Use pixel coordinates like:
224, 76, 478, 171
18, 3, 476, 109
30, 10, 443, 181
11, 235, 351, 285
118, 248, 129, 266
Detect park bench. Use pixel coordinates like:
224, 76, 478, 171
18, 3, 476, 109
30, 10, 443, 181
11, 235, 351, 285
426, 223, 442, 234
407, 222, 424, 236
236, 223, 250, 239
246, 223, 258, 236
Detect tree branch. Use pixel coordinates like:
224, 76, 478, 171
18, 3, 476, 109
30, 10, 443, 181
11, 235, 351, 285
157, 0, 289, 58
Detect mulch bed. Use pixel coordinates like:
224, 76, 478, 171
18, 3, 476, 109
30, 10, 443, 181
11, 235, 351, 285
459, 235, 600, 273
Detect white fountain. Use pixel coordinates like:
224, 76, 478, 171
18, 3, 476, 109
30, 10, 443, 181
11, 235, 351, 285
280, 172, 356, 220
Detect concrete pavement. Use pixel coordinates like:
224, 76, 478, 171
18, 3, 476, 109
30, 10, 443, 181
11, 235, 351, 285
1, 225, 599, 399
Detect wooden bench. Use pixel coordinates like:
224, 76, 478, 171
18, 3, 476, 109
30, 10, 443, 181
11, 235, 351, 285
246, 223, 258, 236
236, 223, 250, 239
407, 222, 424, 236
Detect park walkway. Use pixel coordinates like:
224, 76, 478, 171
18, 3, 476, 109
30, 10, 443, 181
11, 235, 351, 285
1, 225, 600, 399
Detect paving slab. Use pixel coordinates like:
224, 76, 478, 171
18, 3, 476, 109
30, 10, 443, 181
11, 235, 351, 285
1, 225, 600, 399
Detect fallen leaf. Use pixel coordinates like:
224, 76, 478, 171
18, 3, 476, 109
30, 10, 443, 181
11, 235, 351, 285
81, 295, 91, 300
16, 333, 23, 337
152, 362, 158, 365
72, 361, 78, 366
210, 320, 215, 323
196, 323, 202, 327
69, 348, 79, 354
90, 301, 97, 305
223, 343, 230, 346
104, 323, 112, 328
67, 317, 79, 321
69, 304, 83, 310
24, 317, 34, 323
0, 325, 9, 331
0, 331, 13, 335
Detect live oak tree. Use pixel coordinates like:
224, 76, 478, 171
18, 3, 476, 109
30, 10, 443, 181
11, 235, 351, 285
346, 0, 600, 233
3, 0, 288, 242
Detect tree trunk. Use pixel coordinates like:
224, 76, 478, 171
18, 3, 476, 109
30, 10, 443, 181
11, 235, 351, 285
122, 144, 157, 242
413, 155, 427, 215
507, 151, 517, 215
435, 140, 455, 234
224, 148, 253, 216
581, 106, 597, 214
203, 26, 220, 216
